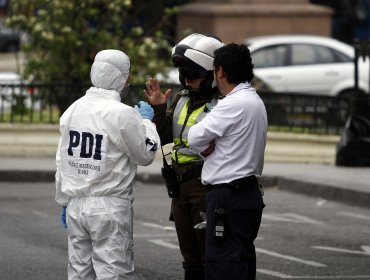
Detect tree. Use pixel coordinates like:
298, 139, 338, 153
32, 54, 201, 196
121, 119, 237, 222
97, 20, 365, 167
6, 0, 177, 84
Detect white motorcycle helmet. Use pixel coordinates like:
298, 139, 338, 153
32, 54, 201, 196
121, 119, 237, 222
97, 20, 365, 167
171, 33, 224, 95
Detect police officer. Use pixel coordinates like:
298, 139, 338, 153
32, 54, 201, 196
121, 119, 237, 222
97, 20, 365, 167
188, 43, 267, 280
55, 49, 160, 279
144, 34, 224, 280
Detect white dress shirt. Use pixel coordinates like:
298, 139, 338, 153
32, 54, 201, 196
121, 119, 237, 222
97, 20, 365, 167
188, 82, 267, 185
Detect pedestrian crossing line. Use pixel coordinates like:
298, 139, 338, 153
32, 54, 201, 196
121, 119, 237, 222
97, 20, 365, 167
256, 248, 326, 267
148, 239, 179, 250
257, 269, 370, 279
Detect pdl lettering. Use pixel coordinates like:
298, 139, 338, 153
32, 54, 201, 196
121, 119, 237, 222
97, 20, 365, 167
68, 130, 103, 160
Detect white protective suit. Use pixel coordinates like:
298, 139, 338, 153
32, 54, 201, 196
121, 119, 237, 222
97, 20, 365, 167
55, 49, 160, 280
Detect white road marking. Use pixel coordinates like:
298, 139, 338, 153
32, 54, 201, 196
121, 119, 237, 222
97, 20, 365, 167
257, 269, 370, 279
340, 212, 370, 221
362, 246, 370, 254
313, 245, 370, 256
263, 213, 324, 225
257, 269, 292, 278
134, 233, 177, 238
148, 239, 179, 249
260, 223, 270, 227
31, 210, 48, 218
256, 248, 326, 267
316, 199, 327, 206
139, 221, 176, 231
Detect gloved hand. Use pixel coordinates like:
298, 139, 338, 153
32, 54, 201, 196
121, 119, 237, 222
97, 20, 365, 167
134, 101, 154, 121
60, 206, 67, 228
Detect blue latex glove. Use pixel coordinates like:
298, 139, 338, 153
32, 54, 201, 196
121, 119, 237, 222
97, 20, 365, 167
134, 101, 154, 121
60, 206, 67, 228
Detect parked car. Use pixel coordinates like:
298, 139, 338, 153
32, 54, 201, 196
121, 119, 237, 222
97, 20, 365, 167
156, 67, 271, 91
0, 72, 22, 111
245, 35, 369, 96
0, 22, 20, 52
156, 68, 180, 84
0, 72, 41, 112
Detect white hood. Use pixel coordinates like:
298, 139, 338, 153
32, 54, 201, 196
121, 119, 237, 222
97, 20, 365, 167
90, 49, 130, 93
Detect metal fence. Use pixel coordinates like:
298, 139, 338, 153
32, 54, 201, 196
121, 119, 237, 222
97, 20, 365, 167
1, 82, 368, 135
258, 91, 353, 135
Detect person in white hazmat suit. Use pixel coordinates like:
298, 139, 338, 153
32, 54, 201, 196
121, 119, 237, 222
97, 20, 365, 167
55, 49, 160, 279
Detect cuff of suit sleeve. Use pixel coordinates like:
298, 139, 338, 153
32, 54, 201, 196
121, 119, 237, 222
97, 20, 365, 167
152, 103, 167, 113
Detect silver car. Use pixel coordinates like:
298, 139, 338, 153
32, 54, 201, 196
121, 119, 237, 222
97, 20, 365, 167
245, 35, 369, 96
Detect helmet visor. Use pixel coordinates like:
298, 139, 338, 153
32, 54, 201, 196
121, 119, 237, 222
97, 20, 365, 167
178, 67, 208, 80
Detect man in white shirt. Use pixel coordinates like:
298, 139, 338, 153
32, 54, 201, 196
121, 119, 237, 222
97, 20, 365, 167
188, 43, 267, 280
55, 49, 160, 279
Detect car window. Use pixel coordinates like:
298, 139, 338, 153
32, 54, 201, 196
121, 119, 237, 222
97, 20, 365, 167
334, 50, 352, 63
252, 45, 287, 68
291, 44, 350, 65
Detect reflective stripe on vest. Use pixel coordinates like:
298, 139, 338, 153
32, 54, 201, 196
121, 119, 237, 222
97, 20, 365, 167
172, 139, 202, 163
171, 95, 218, 163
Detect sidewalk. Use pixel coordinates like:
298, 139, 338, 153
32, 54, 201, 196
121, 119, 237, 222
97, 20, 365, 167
0, 156, 369, 209
0, 124, 340, 163
0, 124, 369, 208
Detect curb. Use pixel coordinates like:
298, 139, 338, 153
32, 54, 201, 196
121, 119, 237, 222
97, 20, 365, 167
275, 177, 370, 209
1, 170, 368, 209
0, 170, 55, 182
0, 170, 166, 184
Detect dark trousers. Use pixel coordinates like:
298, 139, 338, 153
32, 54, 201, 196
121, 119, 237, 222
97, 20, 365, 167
172, 177, 207, 275
205, 183, 264, 280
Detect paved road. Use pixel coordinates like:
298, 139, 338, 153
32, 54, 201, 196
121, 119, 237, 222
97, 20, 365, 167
1, 181, 370, 279
134, 183, 370, 279
257, 187, 370, 279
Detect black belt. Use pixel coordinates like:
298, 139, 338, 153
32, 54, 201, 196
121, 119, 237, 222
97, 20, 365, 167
173, 161, 203, 182
206, 175, 258, 191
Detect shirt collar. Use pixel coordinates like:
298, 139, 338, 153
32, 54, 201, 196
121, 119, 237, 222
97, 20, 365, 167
86, 86, 121, 102
225, 82, 251, 97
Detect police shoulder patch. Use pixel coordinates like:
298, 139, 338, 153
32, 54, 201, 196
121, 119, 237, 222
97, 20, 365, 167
145, 137, 158, 152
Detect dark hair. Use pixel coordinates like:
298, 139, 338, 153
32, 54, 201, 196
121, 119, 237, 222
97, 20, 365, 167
213, 43, 254, 84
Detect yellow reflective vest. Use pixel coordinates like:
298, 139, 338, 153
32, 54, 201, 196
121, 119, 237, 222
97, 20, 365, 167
172, 95, 218, 163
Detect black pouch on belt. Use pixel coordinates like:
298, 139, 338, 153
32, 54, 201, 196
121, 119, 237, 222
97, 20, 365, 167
214, 207, 226, 240
160, 146, 180, 198
161, 160, 180, 198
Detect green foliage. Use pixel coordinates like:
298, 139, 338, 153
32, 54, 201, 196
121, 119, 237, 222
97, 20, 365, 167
6, 0, 176, 83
